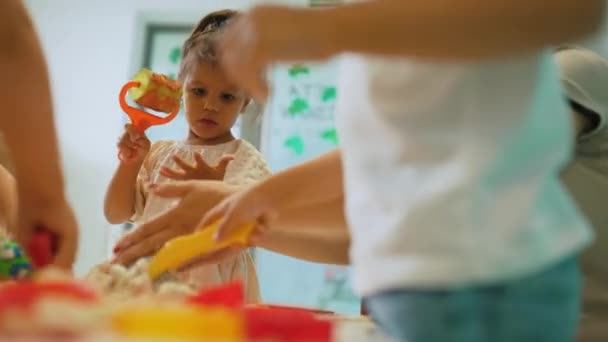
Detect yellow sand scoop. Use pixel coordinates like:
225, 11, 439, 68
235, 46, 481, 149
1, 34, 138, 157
148, 220, 255, 281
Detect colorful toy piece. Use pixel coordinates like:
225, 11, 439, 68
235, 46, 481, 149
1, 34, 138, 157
0, 227, 58, 280
0, 279, 100, 335
129, 69, 182, 114
0, 280, 99, 312
112, 304, 244, 340
244, 305, 333, 342
187, 281, 244, 309
148, 220, 255, 281
111, 281, 335, 342
186, 282, 333, 342
0, 236, 32, 280
119, 68, 182, 134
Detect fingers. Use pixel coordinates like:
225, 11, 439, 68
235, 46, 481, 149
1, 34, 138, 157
177, 246, 242, 271
114, 211, 173, 252
260, 209, 279, 227
220, 55, 269, 103
150, 182, 191, 199
216, 154, 235, 171
248, 231, 263, 247
199, 202, 227, 234
53, 227, 77, 270
251, 72, 270, 103
21, 210, 78, 271
118, 136, 137, 150
172, 155, 195, 172
211, 200, 275, 244
113, 229, 177, 266
160, 166, 187, 180
222, 60, 268, 104
114, 227, 149, 254
48, 214, 78, 271
193, 153, 208, 169
214, 207, 243, 242
125, 124, 144, 143
117, 135, 137, 156
219, 18, 267, 102
117, 128, 143, 162
134, 139, 149, 149
247, 218, 269, 247
247, 213, 273, 247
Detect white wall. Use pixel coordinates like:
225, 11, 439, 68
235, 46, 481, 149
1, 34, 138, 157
22, 0, 303, 275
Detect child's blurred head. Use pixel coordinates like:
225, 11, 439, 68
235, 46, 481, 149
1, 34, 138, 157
555, 47, 608, 136
179, 10, 250, 144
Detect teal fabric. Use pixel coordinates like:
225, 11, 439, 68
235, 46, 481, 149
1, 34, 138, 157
366, 257, 580, 342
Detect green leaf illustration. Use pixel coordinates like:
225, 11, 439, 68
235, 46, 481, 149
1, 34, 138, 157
169, 47, 181, 64
322, 87, 337, 102
284, 135, 304, 155
288, 65, 310, 78
321, 128, 338, 145
288, 98, 309, 117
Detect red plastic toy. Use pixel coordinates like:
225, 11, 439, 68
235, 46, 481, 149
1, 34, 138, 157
0, 280, 98, 312
186, 281, 334, 342
245, 305, 333, 342
26, 228, 57, 269
187, 281, 244, 309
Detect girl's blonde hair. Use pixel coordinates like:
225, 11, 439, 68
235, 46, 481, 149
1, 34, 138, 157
179, 10, 264, 119
178, 9, 237, 83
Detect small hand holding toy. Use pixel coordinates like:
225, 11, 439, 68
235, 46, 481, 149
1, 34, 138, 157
118, 69, 182, 161
117, 124, 151, 164
148, 220, 255, 282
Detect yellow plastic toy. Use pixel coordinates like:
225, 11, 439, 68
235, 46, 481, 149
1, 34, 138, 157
112, 304, 244, 340
148, 220, 255, 281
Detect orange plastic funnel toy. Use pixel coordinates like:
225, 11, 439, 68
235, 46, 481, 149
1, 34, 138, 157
148, 220, 255, 281
119, 69, 182, 132
119, 80, 180, 133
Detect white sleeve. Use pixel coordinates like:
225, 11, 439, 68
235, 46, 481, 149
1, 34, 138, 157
223, 140, 272, 186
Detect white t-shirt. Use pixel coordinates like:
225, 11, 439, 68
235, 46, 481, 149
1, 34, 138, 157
335, 52, 592, 296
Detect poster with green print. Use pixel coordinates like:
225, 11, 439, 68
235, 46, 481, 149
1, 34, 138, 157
258, 60, 359, 314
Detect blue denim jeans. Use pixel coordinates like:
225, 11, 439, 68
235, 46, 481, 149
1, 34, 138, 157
365, 257, 580, 342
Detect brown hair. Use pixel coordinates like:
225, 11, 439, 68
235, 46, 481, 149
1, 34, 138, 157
178, 9, 264, 119
178, 9, 238, 82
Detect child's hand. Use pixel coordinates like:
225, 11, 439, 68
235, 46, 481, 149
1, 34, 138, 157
201, 184, 278, 243
112, 181, 236, 266
219, 6, 328, 102
160, 154, 234, 181
13, 193, 78, 270
117, 124, 150, 164
218, 6, 288, 102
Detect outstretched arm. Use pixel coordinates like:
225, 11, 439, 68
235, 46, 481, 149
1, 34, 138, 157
318, 0, 605, 60
257, 197, 350, 265
0, 0, 78, 269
